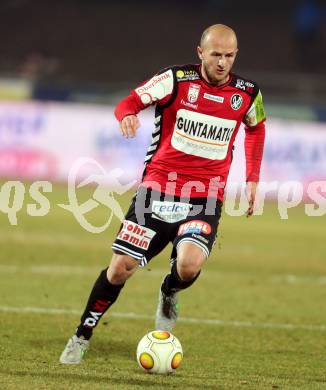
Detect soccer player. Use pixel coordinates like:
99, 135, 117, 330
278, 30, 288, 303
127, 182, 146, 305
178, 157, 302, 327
60, 23, 266, 364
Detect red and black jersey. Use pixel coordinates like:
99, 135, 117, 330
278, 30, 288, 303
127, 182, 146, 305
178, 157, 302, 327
115, 64, 266, 200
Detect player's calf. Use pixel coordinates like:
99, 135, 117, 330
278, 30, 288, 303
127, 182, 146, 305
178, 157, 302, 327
162, 258, 202, 296
74, 254, 137, 340
59, 255, 139, 364
107, 253, 139, 284
155, 259, 201, 332
176, 241, 206, 280
155, 243, 205, 331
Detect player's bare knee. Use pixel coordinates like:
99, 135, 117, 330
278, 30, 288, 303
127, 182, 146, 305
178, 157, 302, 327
107, 254, 138, 284
177, 245, 205, 280
177, 266, 198, 281
176, 258, 202, 281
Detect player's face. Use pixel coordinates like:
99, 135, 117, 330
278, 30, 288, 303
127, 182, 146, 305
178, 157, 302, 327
197, 37, 238, 85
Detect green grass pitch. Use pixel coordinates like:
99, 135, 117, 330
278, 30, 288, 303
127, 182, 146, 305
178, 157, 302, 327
0, 183, 325, 389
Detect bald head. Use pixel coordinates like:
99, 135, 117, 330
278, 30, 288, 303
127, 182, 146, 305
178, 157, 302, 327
200, 24, 237, 49
197, 24, 238, 86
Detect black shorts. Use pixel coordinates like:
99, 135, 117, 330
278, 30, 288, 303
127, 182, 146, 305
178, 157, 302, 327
112, 187, 222, 267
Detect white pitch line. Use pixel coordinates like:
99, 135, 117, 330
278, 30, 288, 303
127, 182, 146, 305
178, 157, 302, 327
271, 275, 326, 285
0, 306, 325, 332
1, 264, 326, 285
0, 230, 109, 249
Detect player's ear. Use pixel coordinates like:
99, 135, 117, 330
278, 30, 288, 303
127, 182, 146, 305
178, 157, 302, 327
197, 46, 203, 60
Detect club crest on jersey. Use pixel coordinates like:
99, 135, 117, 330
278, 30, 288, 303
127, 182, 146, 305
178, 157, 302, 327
187, 84, 200, 103
230, 94, 243, 110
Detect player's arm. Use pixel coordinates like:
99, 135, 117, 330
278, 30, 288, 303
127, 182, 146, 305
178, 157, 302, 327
243, 88, 266, 217
114, 68, 175, 138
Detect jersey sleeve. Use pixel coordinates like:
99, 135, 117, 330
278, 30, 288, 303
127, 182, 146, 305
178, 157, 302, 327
244, 121, 265, 182
114, 68, 175, 121
134, 68, 175, 106
242, 85, 266, 182
243, 88, 266, 127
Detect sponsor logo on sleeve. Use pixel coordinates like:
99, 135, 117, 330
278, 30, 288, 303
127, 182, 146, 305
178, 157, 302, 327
117, 220, 156, 249
176, 70, 185, 78
235, 79, 246, 90
245, 81, 254, 88
171, 109, 237, 160
178, 220, 212, 235
152, 200, 192, 223
176, 69, 200, 81
230, 94, 243, 110
135, 69, 174, 105
235, 78, 254, 93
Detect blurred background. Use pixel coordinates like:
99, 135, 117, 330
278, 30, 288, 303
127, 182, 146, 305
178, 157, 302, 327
0, 0, 326, 194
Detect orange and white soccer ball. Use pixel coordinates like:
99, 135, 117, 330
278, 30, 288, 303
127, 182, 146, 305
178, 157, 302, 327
136, 330, 183, 374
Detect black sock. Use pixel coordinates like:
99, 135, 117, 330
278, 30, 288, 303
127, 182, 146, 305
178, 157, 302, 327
76, 268, 124, 340
161, 260, 200, 296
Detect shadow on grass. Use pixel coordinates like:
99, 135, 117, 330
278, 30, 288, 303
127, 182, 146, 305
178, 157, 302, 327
92, 338, 135, 359
0, 369, 164, 387
42, 336, 135, 359
0, 369, 221, 389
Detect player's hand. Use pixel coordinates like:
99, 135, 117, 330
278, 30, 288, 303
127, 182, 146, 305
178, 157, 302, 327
120, 115, 140, 138
245, 181, 258, 218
